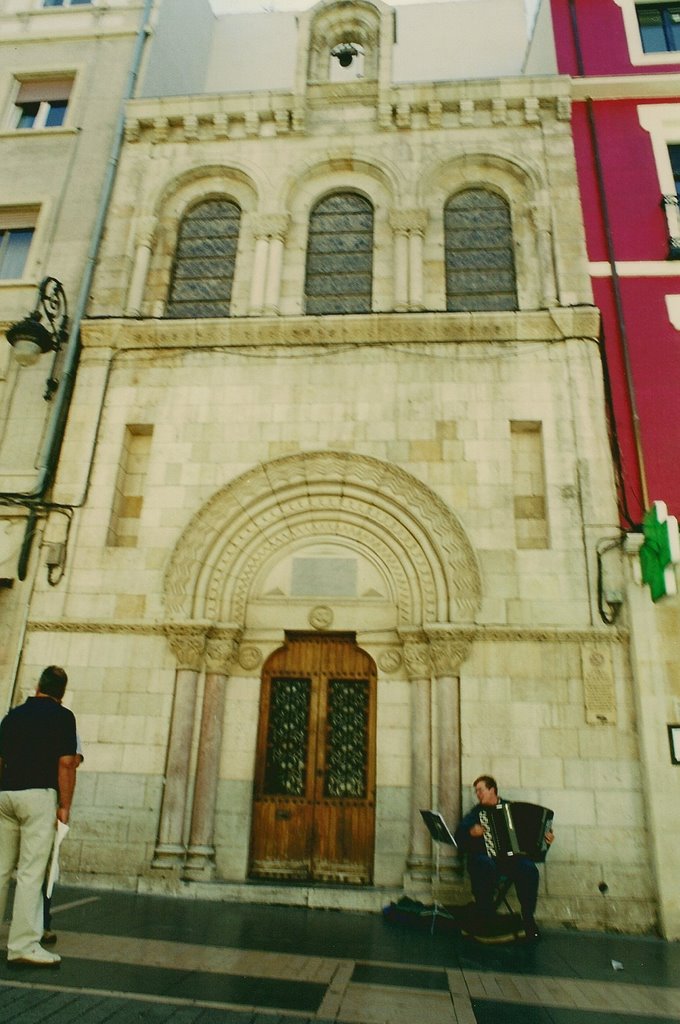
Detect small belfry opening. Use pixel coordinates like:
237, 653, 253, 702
329, 40, 365, 80
305, 0, 383, 85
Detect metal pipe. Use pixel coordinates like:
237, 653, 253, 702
1, 0, 155, 504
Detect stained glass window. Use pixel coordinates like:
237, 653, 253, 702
305, 192, 373, 315
166, 198, 240, 319
444, 189, 517, 312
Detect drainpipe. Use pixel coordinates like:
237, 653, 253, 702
567, 0, 648, 519
8, 0, 155, 577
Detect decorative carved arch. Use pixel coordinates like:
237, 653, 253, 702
421, 151, 553, 310
420, 149, 545, 205
142, 167, 259, 317
164, 451, 481, 627
283, 158, 399, 314
282, 153, 400, 212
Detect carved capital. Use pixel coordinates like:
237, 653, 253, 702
389, 209, 428, 236
205, 628, 243, 675
252, 213, 290, 241
426, 628, 473, 676
164, 623, 209, 671
400, 630, 431, 680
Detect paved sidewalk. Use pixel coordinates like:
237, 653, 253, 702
2, 887, 680, 1023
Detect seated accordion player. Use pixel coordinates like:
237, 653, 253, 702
478, 800, 554, 863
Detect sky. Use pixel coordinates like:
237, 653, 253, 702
210, 0, 541, 32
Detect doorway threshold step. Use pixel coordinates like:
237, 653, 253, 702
137, 876, 405, 912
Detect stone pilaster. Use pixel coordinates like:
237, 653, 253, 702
427, 628, 473, 879
184, 628, 242, 880
389, 210, 428, 311
152, 624, 208, 869
249, 214, 290, 316
401, 630, 433, 881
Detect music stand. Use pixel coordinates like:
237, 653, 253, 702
420, 809, 457, 934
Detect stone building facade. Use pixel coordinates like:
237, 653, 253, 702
3, 0, 677, 936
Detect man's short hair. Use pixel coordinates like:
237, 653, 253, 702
474, 774, 498, 794
38, 665, 68, 700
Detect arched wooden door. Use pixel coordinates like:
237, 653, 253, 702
249, 633, 377, 884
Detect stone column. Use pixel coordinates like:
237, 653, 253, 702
184, 628, 242, 880
126, 229, 154, 317
250, 214, 289, 316
390, 210, 428, 311
428, 629, 473, 878
249, 231, 269, 315
263, 215, 290, 315
407, 212, 427, 310
390, 213, 409, 311
401, 632, 433, 880
152, 625, 208, 869
530, 201, 558, 308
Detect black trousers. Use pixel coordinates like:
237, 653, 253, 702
468, 853, 539, 919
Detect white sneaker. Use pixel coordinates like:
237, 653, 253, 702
8, 944, 61, 967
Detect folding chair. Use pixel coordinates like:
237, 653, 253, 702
493, 875, 516, 915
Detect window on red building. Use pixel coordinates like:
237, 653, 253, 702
669, 144, 680, 194
636, 3, 680, 52
663, 145, 680, 258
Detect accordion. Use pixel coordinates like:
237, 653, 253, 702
478, 800, 553, 863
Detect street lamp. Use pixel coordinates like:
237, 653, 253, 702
5, 277, 69, 400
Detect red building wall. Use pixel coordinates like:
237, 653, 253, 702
551, 0, 680, 76
549, 0, 680, 521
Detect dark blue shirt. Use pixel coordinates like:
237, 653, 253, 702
0, 696, 77, 792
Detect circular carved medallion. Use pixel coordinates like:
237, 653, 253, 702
309, 605, 334, 630
378, 648, 402, 673
238, 645, 263, 670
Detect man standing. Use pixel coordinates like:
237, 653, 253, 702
0, 665, 78, 967
454, 774, 553, 941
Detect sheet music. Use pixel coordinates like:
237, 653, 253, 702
420, 809, 457, 846
46, 821, 70, 898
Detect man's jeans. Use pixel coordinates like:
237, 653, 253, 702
0, 789, 56, 958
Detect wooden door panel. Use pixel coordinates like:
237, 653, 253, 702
249, 799, 313, 879
312, 802, 374, 883
249, 672, 317, 879
249, 635, 376, 884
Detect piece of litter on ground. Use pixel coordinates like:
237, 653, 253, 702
611, 960, 624, 971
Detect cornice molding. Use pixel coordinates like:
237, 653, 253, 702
122, 76, 573, 143
80, 308, 602, 353
26, 619, 628, 646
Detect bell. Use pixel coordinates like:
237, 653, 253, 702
332, 43, 358, 68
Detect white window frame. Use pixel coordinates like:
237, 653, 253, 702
638, 102, 680, 190
0, 209, 39, 282
14, 99, 65, 130
41, 1, 92, 8
614, 0, 680, 66
9, 77, 75, 132
639, 104, 680, 278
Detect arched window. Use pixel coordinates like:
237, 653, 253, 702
166, 198, 240, 318
305, 192, 373, 315
444, 189, 517, 312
